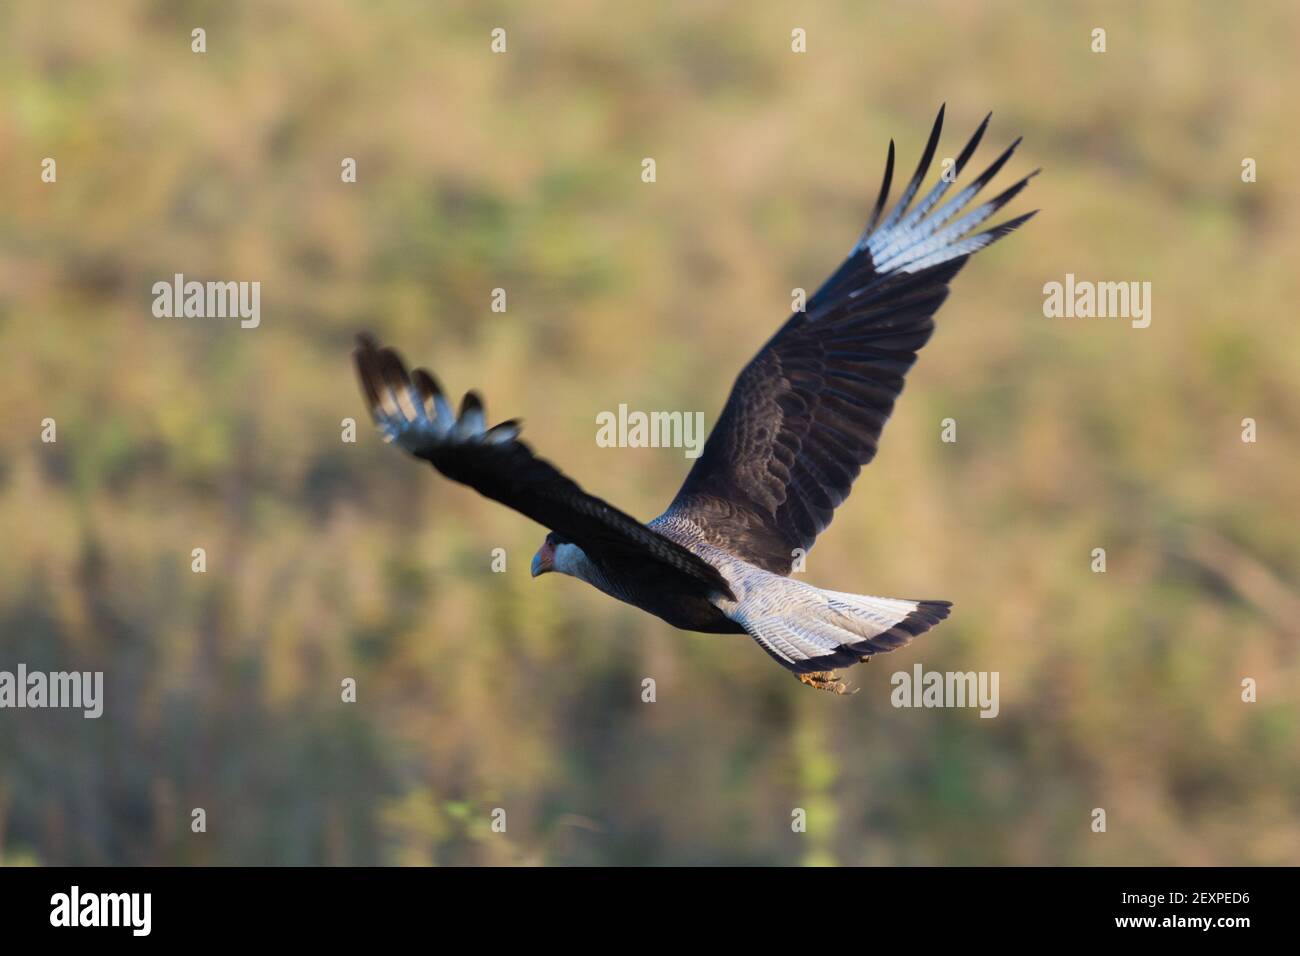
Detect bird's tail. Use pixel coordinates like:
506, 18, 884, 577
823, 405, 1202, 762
728, 576, 951, 679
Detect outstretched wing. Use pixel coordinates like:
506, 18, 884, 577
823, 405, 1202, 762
353, 334, 734, 600
662, 105, 1037, 574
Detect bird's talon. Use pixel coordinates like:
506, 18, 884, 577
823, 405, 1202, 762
798, 671, 853, 694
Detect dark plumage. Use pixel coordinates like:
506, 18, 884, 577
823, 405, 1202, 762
354, 107, 1036, 691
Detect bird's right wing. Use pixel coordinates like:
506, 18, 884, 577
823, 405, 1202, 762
353, 334, 734, 600
662, 106, 1037, 574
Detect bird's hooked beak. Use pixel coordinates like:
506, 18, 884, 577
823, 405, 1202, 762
531, 540, 555, 577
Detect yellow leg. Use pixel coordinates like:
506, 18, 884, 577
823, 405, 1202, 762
796, 670, 856, 695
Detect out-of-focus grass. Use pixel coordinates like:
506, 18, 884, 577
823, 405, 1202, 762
0, 0, 1297, 865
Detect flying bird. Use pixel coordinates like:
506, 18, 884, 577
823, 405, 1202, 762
354, 106, 1036, 692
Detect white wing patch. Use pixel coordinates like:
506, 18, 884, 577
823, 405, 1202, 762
370, 375, 519, 456
847, 107, 1037, 279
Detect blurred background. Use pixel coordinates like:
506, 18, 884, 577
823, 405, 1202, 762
1, 0, 1297, 865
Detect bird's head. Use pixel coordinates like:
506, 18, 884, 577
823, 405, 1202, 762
532, 531, 594, 581
531, 531, 568, 578
533, 532, 601, 589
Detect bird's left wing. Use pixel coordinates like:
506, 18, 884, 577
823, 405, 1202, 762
353, 334, 734, 600
662, 106, 1037, 574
